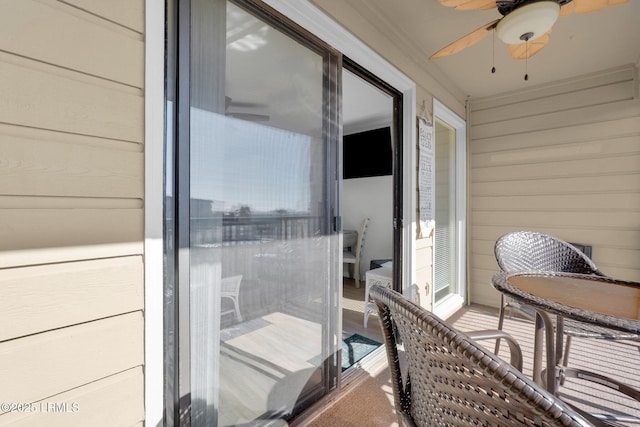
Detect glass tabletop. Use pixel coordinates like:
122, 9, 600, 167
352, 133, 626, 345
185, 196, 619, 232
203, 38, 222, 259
509, 274, 640, 321
493, 272, 640, 333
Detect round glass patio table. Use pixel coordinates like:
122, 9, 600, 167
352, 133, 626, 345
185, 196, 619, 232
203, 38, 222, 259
491, 271, 640, 395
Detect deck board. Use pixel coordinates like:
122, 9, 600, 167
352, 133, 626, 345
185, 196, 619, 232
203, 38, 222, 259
307, 302, 640, 426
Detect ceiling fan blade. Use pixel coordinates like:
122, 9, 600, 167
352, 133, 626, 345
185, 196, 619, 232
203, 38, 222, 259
438, 0, 474, 7
562, 0, 629, 15
453, 0, 498, 10
575, 0, 609, 13
559, 1, 576, 16
508, 31, 551, 60
430, 19, 499, 59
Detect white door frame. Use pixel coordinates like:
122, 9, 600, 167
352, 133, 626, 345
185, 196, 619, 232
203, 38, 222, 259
144, 0, 165, 425
432, 98, 467, 320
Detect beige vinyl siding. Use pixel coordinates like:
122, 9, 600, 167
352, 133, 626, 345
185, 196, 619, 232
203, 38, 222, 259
469, 65, 640, 307
0, 0, 144, 425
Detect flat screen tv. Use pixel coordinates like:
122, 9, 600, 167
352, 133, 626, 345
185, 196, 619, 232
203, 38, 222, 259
343, 127, 392, 179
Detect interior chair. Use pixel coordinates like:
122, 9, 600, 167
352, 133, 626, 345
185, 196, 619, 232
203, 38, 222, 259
369, 284, 611, 427
343, 217, 369, 288
221, 275, 243, 322
493, 231, 640, 373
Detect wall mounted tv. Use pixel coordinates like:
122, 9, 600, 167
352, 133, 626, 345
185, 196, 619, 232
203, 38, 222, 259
343, 127, 392, 179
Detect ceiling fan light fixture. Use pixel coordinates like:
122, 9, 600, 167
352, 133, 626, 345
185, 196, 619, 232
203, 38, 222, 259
496, 1, 560, 44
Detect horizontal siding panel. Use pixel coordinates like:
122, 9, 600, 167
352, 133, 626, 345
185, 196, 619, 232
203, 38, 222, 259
472, 226, 640, 253
0, 129, 143, 198
469, 269, 501, 308
0, 0, 143, 88
470, 290, 501, 308
0, 368, 143, 427
0, 312, 143, 407
0, 256, 143, 341
470, 253, 498, 273
472, 174, 640, 196
0, 55, 143, 142
595, 247, 640, 271
0, 196, 141, 210
472, 155, 640, 182
470, 66, 635, 111
62, 0, 145, 33
597, 266, 640, 283
473, 193, 640, 212
471, 116, 640, 154
473, 210, 640, 230
0, 122, 142, 151
0, 242, 142, 270
471, 225, 521, 242
470, 292, 500, 308
472, 135, 640, 167
470, 238, 495, 258
0, 208, 142, 268
472, 81, 633, 125
470, 268, 499, 289
472, 99, 640, 140
0, 208, 142, 250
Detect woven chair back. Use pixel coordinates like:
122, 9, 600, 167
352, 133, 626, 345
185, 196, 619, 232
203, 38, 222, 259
370, 285, 597, 427
495, 231, 603, 275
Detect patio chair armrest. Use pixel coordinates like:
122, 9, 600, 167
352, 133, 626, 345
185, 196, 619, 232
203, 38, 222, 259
561, 367, 640, 403
466, 329, 523, 372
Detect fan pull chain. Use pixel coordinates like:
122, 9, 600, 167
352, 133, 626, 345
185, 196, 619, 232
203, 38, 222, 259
524, 40, 529, 81
491, 30, 496, 74
519, 32, 533, 81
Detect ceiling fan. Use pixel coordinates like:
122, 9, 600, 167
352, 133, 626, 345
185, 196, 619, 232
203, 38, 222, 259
430, 0, 630, 64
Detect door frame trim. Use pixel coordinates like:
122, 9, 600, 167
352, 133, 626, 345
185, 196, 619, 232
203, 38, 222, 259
144, 0, 165, 424
342, 57, 404, 291
432, 98, 467, 320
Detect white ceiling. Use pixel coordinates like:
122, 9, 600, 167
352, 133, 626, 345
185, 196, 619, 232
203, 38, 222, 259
313, 0, 640, 99
343, 70, 393, 133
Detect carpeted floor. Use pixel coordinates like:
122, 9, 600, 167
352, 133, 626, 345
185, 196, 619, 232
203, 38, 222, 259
306, 363, 399, 427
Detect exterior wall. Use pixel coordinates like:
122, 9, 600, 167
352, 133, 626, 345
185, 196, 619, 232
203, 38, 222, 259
0, 1, 145, 425
468, 65, 640, 307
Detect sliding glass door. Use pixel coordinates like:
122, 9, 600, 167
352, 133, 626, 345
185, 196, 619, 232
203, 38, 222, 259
166, 1, 342, 425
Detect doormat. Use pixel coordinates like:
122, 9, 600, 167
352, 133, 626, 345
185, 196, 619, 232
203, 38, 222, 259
342, 334, 382, 371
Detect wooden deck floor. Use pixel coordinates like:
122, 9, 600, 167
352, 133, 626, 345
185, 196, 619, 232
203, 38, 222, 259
449, 304, 640, 423
307, 284, 640, 425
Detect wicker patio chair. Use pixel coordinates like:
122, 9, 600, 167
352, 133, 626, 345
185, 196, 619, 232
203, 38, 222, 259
493, 231, 640, 370
369, 285, 610, 427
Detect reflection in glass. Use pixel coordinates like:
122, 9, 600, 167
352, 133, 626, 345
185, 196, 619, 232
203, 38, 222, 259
189, 2, 338, 425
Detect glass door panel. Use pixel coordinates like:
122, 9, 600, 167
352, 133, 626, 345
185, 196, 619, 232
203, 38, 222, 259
434, 120, 456, 304
187, 1, 340, 425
